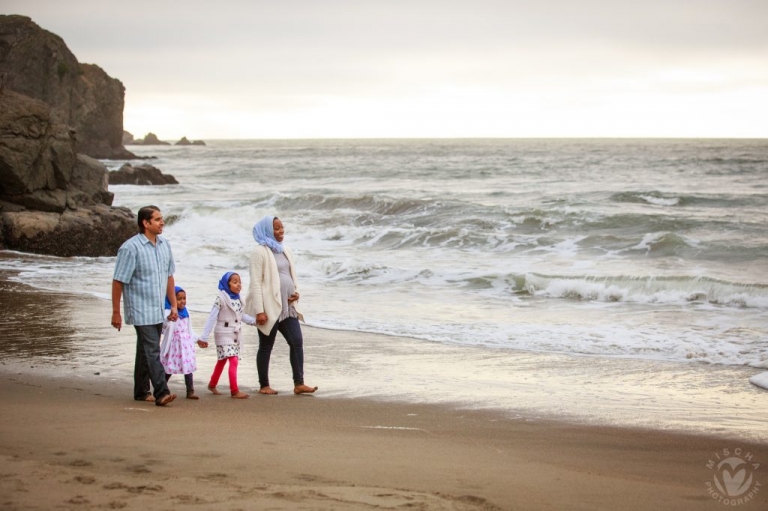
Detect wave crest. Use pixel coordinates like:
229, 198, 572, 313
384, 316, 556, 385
523, 274, 768, 308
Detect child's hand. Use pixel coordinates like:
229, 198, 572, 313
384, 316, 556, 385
197, 340, 209, 348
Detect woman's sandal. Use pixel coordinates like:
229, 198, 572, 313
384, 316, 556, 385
186, 391, 199, 400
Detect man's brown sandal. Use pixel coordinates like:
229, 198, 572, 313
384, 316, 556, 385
156, 394, 177, 406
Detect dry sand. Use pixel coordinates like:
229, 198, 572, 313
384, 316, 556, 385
1, 370, 766, 510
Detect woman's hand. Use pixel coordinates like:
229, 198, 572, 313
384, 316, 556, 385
197, 340, 209, 348
256, 312, 268, 325
288, 292, 300, 304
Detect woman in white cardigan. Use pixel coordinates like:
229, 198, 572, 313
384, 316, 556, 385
245, 216, 317, 395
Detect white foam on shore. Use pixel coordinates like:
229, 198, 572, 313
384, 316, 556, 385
749, 371, 768, 390
2, 260, 767, 443
2, 250, 767, 369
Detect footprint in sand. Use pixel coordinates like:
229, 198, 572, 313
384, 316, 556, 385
197, 472, 228, 481
102, 482, 163, 494
127, 484, 163, 494
264, 486, 501, 510
68, 459, 93, 467
103, 482, 129, 490
173, 494, 208, 504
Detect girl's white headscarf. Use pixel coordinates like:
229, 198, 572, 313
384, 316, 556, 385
252, 215, 283, 253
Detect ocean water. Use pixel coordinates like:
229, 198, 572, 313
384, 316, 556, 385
3, 139, 768, 369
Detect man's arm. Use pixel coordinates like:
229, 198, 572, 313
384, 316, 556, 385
111, 280, 123, 331
166, 275, 178, 321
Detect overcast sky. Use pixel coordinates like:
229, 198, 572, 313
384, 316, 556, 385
4, 1, 768, 139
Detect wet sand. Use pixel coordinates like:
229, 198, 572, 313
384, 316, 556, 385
0, 271, 767, 509
2, 371, 766, 510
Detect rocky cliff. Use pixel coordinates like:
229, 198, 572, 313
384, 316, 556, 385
0, 15, 135, 159
0, 81, 136, 256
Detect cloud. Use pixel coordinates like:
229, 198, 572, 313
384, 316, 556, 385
3, 0, 767, 137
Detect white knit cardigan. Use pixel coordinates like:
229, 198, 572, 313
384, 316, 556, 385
244, 244, 303, 335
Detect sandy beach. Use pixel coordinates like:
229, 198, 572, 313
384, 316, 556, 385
2, 371, 766, 511
0, 272, 766, 510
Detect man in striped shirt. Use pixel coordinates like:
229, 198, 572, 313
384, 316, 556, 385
111, 205, 179, 406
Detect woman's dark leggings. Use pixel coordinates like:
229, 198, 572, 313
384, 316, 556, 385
256, 316, 304, 387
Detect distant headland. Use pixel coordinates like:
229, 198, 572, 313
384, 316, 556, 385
123, 131, 206, 146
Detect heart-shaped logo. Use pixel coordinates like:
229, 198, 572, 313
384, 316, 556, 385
714, 457, 754, 497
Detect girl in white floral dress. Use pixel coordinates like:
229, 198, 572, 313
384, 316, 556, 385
161, 286, 208, 399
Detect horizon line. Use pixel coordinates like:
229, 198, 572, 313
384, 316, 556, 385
127, 135, 768, 143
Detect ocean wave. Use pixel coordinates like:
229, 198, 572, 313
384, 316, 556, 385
621, 232, 698, 257
316, 259, 392, 282
272, 193, 440, 218
611, 191, 681, 206
522, 274, 768, 308
695, 155, 768, 174
609, 191, 766, 208
157, 200, 764, 268
583, 213, 701, 234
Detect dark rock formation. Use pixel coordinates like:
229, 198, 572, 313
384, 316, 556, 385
131, 132, 170, 146
0, 88, 136, 257
122, 130, 134, 145
2, 204, 136, 257
175, 136, 206, 146
109, 163, 178, 185
0, 15, 136, 159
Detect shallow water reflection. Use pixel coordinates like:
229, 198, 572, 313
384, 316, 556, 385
0, 279, 79, 360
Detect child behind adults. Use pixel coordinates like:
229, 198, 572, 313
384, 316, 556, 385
160, 286, 209, 399
199, 272, 256, 399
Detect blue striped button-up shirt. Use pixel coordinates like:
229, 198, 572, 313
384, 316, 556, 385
113, 233, 176, 326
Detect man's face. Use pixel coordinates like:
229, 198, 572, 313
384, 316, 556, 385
143, 210, 164, 236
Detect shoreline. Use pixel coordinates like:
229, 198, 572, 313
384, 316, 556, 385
1, 268, 767, 509
1, 267, 767, 442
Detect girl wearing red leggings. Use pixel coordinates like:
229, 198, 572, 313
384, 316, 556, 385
200, 272, 256, 399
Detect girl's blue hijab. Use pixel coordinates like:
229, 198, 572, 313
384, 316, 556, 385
218, 272, 240, 300
165, 285, 189, 319
252, 215, 283, 253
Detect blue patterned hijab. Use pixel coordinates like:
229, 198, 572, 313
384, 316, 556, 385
218, 272, 240, 300
252, 215, 283, 253
165, 285, 189, 318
